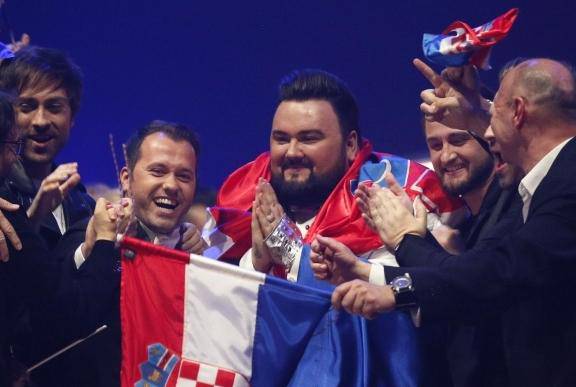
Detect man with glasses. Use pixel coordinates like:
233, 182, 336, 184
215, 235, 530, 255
0, 46, 95, 251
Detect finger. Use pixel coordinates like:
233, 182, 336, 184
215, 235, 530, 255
251, 201, 265, 241
414, 196, 428, 229
340, 285, 359, 314
332, 282, 352, 310
21, 33, 31, 45
310, 262, 329, 280
0, 232, 8, 262
420, 89, 439, 105
383, 173, 404, 196
413, 58, 443, 89
310, 238, 322, 254
420, 102, 439, 117
0, 198, 19, 211
59, 173, 81, 197
315, 235, 346, 254
352, 290, 366, 315
0, 211, 21, 251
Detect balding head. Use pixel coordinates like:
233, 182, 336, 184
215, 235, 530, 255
501, 58, 576, 123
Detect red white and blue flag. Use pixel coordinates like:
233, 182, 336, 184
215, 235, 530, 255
120, 237, 422, 387
422, 8, 519, 70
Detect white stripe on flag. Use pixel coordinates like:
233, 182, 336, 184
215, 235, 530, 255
201, 210, 235, 259
182, 253, 266, 381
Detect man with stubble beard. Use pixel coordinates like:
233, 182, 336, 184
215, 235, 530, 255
414, 59, 524, 387
0, 46, 94, 251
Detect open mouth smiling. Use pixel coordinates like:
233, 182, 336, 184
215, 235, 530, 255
154, 197, 179, 210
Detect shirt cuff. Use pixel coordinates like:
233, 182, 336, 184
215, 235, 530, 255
74, 243, 86, 269
238, 248, 257, 271
368, 263, 386, 286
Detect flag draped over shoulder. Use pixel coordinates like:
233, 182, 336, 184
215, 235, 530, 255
120, 237, 423, 387
422, 8, 519, 70
208, 139, 465, 261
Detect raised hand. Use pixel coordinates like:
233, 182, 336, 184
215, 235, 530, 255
310, 235, 370, 285
83, 198, 130, 258
27, 162, 81, 227
356, 183, 427, 249
7, 33, 31, 53
414, 58, 490, 135
0, 198, 21, 262
180, 223, 207, 255
251, 178, 285, 272
332, 279, 396, 319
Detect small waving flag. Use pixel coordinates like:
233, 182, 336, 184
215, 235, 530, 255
423, 8, 519, 70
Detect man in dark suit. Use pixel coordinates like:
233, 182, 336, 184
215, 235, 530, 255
0, 46, 95, 251
52, 120, 206, 387
314, 58, 576, 386
408, 60, 523, 387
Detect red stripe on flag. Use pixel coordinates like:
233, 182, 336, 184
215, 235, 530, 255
120, 237, 187, 386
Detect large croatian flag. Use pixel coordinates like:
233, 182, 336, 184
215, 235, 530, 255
120, 237, 371, 387
423, 8, 518, 69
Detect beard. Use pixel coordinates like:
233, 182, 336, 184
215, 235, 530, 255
270, 155, 348, 209
441, 155, 494, 196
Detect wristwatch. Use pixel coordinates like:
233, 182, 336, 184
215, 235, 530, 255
389, 273, 417, 309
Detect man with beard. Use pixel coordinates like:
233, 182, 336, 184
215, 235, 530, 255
49, 120, 206, 387
412, 60, 524, 387
319, 58, 576, 386
216, 68, 463, 283
213, 69, 463, 385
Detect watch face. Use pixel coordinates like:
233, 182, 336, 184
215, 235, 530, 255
393, 276, 411, 289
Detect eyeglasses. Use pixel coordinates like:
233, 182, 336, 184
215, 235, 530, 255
0, 140, 24, 157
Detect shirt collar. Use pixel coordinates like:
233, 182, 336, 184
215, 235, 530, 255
518, 137, 573, 201
138, 220, 184, 248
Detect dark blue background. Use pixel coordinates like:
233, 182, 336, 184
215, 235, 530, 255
3, 0, 573, 188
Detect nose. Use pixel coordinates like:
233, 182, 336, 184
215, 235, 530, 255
439, 144, 457, 165
285, 138, 303, 159
484, 125, 496, 147
31, 107, 50, 132
163, 174, 179, 194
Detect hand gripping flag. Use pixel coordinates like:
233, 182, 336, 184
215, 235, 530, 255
120, 237, 423, 386
423, 8, 519, 70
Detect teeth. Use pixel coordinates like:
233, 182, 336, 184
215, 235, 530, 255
155, 198, 178, 209
445, 166, 464, 172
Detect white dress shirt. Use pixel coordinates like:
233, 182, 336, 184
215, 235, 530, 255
518, 137, 573, 222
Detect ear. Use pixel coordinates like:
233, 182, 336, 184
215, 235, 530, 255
345, 130, 359, 164
120, 166, 131, 196
512, 96, 527, 130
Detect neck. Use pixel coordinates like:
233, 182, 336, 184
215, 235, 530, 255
462, 174, 495, 215
23, 160, 52, 180
287, 205, 318, 224
520, 127, 575, 174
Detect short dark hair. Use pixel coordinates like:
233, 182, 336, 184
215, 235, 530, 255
278, 69, 361, 138
0, 46, 83, 116
125, 120, 201, 171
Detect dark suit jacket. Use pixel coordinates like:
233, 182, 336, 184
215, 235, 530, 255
399, 181, 521, 387
0, 181, 114, 387
3, 161, 95, 250
386, 137, 576, 387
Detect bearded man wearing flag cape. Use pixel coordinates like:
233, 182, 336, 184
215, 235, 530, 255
210, 69, 466, 385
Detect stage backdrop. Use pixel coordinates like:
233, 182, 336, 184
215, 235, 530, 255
3, 0, 574, 189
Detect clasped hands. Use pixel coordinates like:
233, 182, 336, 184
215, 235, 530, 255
251, 178, 287, 273
310, 173, 427, 318
82, 197, 206, 258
